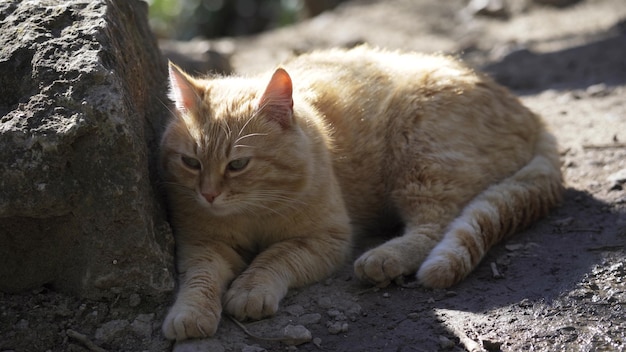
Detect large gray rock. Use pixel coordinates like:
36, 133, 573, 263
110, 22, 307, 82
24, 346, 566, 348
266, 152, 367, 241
0, 0, 175, 300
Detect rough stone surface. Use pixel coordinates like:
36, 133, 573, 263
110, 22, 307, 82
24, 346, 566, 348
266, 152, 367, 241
0, 0, 174, 300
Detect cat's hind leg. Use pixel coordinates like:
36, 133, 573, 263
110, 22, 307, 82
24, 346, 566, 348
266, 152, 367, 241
418, 144, 562, 288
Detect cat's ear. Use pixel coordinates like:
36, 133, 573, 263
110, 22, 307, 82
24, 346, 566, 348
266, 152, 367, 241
258, 68, 294, 129
168, 62, 202, 112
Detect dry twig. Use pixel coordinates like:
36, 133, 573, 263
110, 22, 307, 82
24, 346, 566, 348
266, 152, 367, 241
490, 262, 503, 279
226, 315, 312, 346
66, 329, 108, 352
582, 143, 626, 150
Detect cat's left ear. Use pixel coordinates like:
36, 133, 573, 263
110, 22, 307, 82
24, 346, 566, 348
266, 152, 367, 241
258, 68, 294, 129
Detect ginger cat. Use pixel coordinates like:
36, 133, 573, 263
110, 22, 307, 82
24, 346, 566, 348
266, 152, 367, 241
160, 46, 562, 340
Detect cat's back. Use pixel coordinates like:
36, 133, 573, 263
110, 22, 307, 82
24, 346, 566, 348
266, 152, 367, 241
283, 47, 543, 228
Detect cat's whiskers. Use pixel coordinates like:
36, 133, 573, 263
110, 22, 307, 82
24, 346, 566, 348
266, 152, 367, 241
233, 132, 269, 146
235, 199, 289, 220
246, 191, 307, 214
236, 108, 264, 139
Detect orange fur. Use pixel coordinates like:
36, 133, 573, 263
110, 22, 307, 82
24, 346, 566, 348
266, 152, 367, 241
160, 46, 562, 340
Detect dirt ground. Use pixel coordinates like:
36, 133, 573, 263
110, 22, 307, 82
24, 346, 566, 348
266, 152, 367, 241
1, 0, 625, 351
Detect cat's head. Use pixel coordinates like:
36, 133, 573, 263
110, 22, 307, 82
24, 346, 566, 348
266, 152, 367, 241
160, 63, 313, 217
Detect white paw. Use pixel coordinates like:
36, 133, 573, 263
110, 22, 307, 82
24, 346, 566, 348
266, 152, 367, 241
354, 248, 406, 287
223, 281, 282, 321
417, 255, 462, 289
162, 302, 221, 340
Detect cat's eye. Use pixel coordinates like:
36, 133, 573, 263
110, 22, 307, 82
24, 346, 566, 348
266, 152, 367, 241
181, 156, 201, 170
227, 158, 250, 172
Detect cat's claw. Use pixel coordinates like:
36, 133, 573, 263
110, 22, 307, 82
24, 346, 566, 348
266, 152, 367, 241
223, 285, 281, 321
354, 249, 406, 287
162, 303, 220, 341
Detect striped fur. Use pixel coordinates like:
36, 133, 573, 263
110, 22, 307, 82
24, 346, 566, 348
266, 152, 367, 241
160, 46, 563, 341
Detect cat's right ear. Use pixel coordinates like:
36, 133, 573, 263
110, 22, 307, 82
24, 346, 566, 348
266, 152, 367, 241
168, 62, 201, 113
257, 68, 294, 129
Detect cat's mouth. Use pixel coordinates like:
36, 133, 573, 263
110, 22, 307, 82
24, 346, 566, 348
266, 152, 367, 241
197, 194, 231, 215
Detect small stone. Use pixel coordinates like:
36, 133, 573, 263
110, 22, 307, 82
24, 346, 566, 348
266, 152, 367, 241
327, 321, 343, 334
482, 338, 503, 350
327, 309, 345, 320
317, 296, 333, 309
345, 303, 362, 322
131, 313, 154, 338
608, 169, 626, 188
505, 243, 524, 251
128, 293, 141, 307
466, 0, 508, 18
282, 324, 312, 346
284, 304, 305, 317
95, 320, 130, 343
382, 292, 390, 298
16, 319, 29, 330
586, 83, 609, 97
439, 335, 455, 349
313, 337, 322, 348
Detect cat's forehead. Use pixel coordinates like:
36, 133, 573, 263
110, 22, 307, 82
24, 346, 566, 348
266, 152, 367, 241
181, 79, 262, 157
203, 78, 262, 118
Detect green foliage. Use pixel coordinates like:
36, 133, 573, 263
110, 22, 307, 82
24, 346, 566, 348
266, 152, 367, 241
146, 0, 304, 40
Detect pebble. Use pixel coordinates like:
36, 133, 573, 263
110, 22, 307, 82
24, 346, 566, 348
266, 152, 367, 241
326, 309, 346, 321
586, 83, 609, 97
282, 324, 312, 346
128, 293, 141, 307
608, 168, 626, 189
313, 337, 322, 348
505, 243, 524, 251
173, 339, 226, 352
345, 303, 362, 321
317, 296, 333, 309
16, 319, 29, 330
298, 313, 322, 325
130, 313, 154, 338
326, 321, 349, 334
439, 335, 456, 349
95, 319, 129, 343
284, 304, 305, 317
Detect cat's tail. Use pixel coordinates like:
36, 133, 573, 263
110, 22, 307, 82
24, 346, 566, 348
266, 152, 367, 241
417, 126, 563, 288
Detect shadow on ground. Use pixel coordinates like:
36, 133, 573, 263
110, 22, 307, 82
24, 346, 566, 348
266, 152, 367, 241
483, 28, 626, 93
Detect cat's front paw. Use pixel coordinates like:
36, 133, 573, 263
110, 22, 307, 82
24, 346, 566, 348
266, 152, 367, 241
223, 282, 283, 321
162, 302, 221, 341
354, 248, 406, 287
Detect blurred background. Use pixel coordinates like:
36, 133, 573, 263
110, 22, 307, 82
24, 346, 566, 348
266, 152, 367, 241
147, 0, 345, 40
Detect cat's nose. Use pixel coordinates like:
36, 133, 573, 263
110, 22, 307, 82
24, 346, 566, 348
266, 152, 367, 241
202, 192, 221, 204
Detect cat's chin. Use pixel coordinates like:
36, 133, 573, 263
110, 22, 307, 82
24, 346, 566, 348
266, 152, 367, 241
200, 204, 233, 217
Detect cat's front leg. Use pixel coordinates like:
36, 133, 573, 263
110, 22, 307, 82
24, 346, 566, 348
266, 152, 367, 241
224, 229, 351, 321
163, 242, 243, 340
223, 268, 287, 321
354, 223, 444, 287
